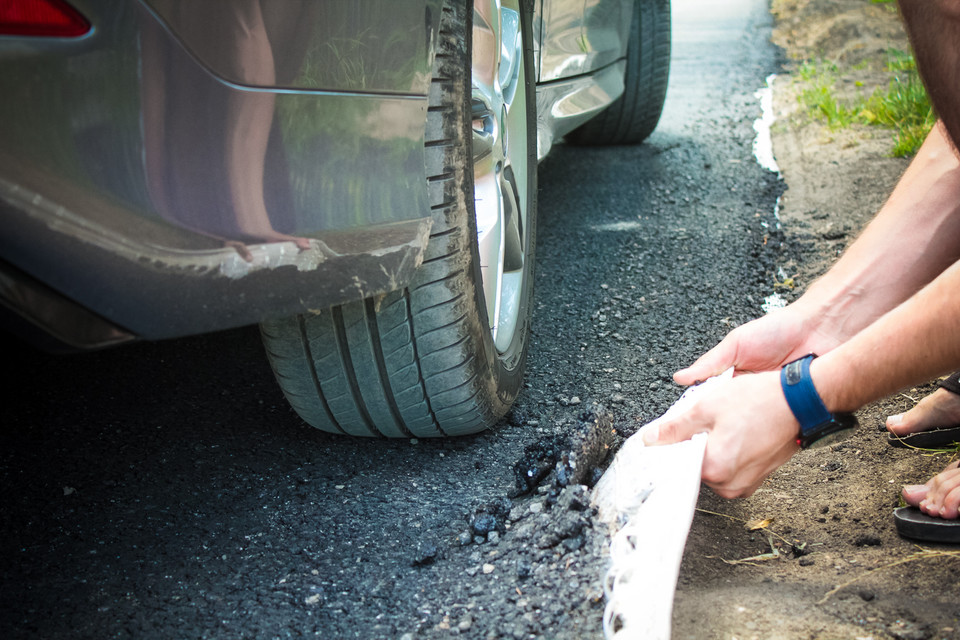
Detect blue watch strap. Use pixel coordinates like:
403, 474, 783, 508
780, 354, 832, 433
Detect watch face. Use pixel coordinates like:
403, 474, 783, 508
784, 360, 803, 386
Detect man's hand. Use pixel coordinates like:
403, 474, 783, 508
673, 306, 843, 386
644, 371, 801, 498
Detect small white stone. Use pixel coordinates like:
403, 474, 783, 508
482, 563, 495, 574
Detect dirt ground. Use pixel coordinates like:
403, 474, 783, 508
672, 2, 960, 639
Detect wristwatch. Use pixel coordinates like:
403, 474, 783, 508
780, 354, 857, 448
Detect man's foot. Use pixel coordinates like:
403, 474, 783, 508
885, 386, 960, 437
902, 460, 960, 520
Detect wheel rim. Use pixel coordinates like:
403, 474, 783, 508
472, 0, 529, 355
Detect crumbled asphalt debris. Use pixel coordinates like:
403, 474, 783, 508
555, 405, 616, 488
513, 435, 566, 495
467, 496, 513, 538
470, 513, 499, 536
556, 484, 590, 512
511, 403, 616, 495
412, 541, 439, 567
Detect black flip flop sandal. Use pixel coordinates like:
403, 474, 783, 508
883, 424, 960, 449
894, 507, 960, 544
884, 372, 960, 448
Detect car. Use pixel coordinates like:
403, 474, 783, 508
0, 0, 670, 437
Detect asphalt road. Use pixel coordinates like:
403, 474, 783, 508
0, 1, 784, 638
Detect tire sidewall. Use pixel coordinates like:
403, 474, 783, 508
464, 0, 537, 408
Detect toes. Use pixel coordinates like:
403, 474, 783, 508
918, 465, 960, 519
902, 483, 928, 507
943, 485, 960, 519
886, 413, 909, 436
885, 413, 905, 434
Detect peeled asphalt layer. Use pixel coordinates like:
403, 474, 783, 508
0, 0, 785, 637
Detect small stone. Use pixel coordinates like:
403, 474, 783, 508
858, 590, 875, 602
63, 486, 76, 496
887, 620, 932, 640
465, 566, 479, 577
487, 531, 500, 545
798, 557, 815, 567
471, 514, 498, 536
561, 536, 584, 552
854, 534, 882, 547
412, 542, 438, 566
458, 531, 473, 546
482, 563, 495, 574
516, 559, 532, 579
558, 485, 590, 511
473, 536, 486, 545
304, 594, 321, 605
529, 502, 543, 514
458, 616, 473, 632
569, 396, 581, 405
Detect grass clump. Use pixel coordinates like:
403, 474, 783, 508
797, 49, 936, 156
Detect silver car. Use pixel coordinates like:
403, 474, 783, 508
0, 0, 670, 437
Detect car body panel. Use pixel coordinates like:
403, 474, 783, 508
0, 0, 637, 348
538, 0, 633, 82
142, 0, 442, 95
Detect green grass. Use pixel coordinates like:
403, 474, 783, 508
796, 49, 936, 156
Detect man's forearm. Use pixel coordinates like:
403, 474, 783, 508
792, 124, 960, 341
812, 257, 960, 413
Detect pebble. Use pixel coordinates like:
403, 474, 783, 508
412, 542, 438, 566
487, 531, 500, 545
516, 560, 532, 579
482, 563, 495, 574
471, 514, 498, 536
854, 534, 882, 547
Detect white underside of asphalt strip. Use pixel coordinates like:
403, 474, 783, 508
592, 370, 732, 640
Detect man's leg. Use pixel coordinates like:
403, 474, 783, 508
898, 0, 960, 150
886, 372, 960, 436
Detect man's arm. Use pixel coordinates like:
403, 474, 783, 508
675, 123, 960, 384
649, 255, 960, 499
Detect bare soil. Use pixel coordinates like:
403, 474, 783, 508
673, 2, 960, 639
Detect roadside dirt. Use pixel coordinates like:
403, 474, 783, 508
673, 2, 960, 639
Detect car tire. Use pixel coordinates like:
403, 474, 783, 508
565, 0, 671, 145
259, 0, 537, 437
